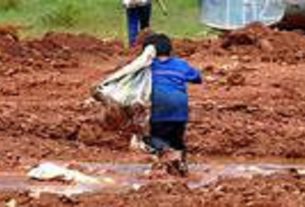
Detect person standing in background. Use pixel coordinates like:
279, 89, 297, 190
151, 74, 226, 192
123, 0, 152, 47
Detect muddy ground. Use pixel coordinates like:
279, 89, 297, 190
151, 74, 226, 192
2, 173, 305, 207
0, 24, 305, 206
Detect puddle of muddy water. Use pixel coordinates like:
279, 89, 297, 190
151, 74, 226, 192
1, 162, 305, 197
0, 175, 95, 197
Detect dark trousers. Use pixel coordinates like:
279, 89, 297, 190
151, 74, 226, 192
126, 4, 151, 46
148, 121, 187, 153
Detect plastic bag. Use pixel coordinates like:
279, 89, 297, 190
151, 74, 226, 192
27, 162, 103, 184
97, 67, 151, 106
200, 0, 285, 30
94, 45, 156, 107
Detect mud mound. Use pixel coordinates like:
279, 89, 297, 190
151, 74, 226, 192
40, 32, 124, 58
221, 23, 273, 48
220, 23, 305, 64
178, 23, 305, 65
0, 31, 125, 76
174, 39, 205, 58
0, 34, 77, 76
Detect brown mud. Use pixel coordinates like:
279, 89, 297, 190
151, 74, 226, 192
1, 173, 305, 207
0, 24, 305, 206
175, 23, 305, 64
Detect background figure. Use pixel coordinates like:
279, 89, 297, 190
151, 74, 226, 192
125, 0, 152, 46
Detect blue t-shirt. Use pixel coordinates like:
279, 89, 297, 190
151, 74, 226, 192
151, 57, 202, 122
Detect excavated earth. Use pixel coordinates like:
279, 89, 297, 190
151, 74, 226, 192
0, 24, 305, 206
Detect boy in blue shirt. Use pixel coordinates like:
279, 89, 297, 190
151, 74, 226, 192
143, 34, 202, 176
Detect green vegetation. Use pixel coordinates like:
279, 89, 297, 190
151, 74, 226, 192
0, 0, 21, 11
40, 1, 81, 28
0, 0, 215, 40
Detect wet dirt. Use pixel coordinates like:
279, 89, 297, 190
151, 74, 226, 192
0, 23, 305, 206
2, 161, 305, 207
1, 171, 305, 206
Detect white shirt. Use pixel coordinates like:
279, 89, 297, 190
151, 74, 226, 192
123, 0, 151, 7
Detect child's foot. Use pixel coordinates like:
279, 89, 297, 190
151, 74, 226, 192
166, 160, 188, 177
159, 149, 189, 177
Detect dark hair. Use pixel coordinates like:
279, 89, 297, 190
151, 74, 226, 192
142, 33, 158, 49
143, 33, 172, 56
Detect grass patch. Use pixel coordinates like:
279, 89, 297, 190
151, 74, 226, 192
0, 0, 216, 40
152, 0, 216, 38
0, 0, 21, 11
39, 1, 81, 28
